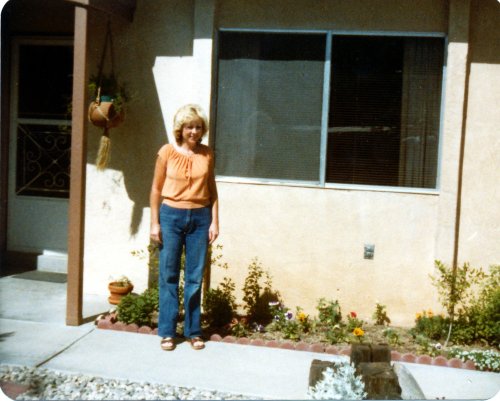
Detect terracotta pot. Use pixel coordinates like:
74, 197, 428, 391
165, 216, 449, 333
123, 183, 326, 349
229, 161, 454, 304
88, 97, 125, 129
108, 282, 134, 305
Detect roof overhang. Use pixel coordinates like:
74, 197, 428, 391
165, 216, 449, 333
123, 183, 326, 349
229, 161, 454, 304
64, 0, 136, 22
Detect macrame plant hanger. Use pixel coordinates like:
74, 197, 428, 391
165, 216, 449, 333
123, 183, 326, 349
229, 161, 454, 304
92, 18, 119, 171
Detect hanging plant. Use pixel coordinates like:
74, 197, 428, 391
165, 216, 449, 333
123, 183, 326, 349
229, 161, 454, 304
88, 74, 128, 116
88, 19, 129, 171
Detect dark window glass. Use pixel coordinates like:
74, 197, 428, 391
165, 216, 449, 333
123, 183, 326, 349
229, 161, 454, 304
18, 45, 73, 119
327, 36, 444, 188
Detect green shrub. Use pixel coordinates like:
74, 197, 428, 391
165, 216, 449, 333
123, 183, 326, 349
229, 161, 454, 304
203, 277, 237, 328
242, 259, 280, 323
470, 265, 500, 346
431, 260, 485, 319
410, 310, 448, 341
372, 302, 391, 326
314, 298, 346, 344
117, 288, 159, 327
429, 263, 499, 346
316, 298, 343, 326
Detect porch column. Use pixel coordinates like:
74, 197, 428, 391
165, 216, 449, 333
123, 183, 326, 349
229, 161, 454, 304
66, 3, 88, 326
435, 0, 471, 268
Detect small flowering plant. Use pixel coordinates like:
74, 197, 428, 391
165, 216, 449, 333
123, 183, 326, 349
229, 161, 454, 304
268, 302, 308, 341
346, 311, 365, 332
109, 275, 133, 287
448, 347, 500, 372
352, 327, 365, 343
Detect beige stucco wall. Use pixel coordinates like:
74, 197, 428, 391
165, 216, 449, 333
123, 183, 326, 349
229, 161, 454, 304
457, 0, 500, 267
213, 184, 440, 325
81, 0, 499, 326
83, 0, 200, 298
216, 0, 448, 32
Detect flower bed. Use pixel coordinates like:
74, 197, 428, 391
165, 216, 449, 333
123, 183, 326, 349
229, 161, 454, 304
95, 312, 477, 371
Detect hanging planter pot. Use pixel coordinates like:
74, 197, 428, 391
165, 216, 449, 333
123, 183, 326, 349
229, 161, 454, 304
89, 19, 129, 171
88, 94, 125, 129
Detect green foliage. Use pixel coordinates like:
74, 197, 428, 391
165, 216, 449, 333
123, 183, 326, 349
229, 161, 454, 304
314, 298, 346, 345
89, 74, 129, 113
316, 298, 343, 326
382, 328, 400, 346
324, 325, 347, 345
345, 312, 364, 332
430, 260, 485, 318
449, 265, 500, 346
203, 277, 237, 328
427, 262, 498, 346
241, 259, 280, 323
372, 303, 391, 326
410, 310, 449, 341
230, 320, 249, 338
268, 304, 310, 341
413, 334, 443, 357
117, 288, 159, 327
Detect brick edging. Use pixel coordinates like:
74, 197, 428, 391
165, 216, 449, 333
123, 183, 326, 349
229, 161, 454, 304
95, 314, 476, 371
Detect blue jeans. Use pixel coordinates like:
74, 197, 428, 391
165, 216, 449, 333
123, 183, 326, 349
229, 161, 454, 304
158, 203, 211, 339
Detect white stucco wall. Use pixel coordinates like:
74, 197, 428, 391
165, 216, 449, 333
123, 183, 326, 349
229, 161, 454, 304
81, 0, 499, 326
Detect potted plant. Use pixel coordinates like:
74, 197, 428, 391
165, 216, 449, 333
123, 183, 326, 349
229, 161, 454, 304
108, 275, 134, 305
88, 74, 129, 170
88, 74, 128, 128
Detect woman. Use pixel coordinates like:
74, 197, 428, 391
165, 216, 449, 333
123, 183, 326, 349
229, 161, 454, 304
150, 104, 219, 351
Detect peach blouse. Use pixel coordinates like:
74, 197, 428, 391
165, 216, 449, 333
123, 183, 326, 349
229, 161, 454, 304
157, 143, 218, 209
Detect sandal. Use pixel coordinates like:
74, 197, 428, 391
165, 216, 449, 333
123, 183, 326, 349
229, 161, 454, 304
161, 337, 176, 351
189, 337, 205, 350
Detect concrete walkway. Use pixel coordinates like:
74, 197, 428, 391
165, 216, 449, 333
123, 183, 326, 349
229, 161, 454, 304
1, 271, 499, 399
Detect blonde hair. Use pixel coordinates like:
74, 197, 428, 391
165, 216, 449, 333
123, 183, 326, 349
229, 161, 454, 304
173, 104, 209, 145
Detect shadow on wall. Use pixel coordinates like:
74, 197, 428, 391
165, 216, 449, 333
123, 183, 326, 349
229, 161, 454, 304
86, 1, 195, 235
469, 0, 500, 64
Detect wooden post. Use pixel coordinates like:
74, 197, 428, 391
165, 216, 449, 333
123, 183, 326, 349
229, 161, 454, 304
66, 3, 88, 326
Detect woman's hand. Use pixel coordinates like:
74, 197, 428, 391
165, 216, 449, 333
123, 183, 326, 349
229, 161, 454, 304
208, 222, 219, 244
150, 223, 162, 244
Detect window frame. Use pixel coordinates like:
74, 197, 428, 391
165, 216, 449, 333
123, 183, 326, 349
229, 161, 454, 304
212, 28, 448, 195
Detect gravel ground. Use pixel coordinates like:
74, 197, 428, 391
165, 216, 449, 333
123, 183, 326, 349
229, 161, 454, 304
0, 365, 262, 400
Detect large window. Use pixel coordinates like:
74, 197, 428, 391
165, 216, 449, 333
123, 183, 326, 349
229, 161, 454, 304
214, 31, 445, 190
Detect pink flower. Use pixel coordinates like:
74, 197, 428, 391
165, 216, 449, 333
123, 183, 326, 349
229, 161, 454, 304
350, 311, 357, 318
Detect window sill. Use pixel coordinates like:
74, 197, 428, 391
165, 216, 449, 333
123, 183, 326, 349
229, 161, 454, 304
215, 176, 440, 196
